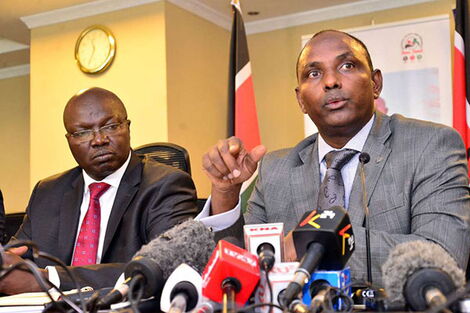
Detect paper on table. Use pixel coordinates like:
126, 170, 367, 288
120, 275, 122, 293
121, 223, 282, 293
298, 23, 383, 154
0, 286, 93, 307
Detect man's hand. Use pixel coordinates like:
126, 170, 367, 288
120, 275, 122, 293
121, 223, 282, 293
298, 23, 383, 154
202, 137, 266, 214
0, 246, 48, 295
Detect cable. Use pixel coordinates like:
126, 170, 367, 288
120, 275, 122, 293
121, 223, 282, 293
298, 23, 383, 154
38, 251, 87, 313
237, 302, 284, 313
261, 264, 274, 313
328, 286, 354, 313
0, 259, 63, 311
2, 241, 87, 313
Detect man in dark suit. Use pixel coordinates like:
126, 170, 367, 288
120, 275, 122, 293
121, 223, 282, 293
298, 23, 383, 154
201, 30, 469, 287
1, 87, 199, 294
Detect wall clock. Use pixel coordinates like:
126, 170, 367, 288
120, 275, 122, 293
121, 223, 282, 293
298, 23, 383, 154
75, 25, 116, 74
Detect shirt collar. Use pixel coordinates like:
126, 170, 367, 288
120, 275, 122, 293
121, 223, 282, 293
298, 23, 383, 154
82, 151, 132, 190
318, 114, 375, 163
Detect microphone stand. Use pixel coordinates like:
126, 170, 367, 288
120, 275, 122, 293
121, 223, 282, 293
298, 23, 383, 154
221, 278, 240, 313
359, 152, 372, 285
359, 153, 385, 311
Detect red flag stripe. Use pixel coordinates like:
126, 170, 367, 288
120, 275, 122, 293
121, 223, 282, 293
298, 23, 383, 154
229, 1, 261, 151
453, 34, 470, 142
235, 75, 260, 151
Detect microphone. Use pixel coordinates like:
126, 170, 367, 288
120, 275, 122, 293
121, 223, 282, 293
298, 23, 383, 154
308, 280, 333, 312
302, 268, 352, 311
281, 206, 354, 309
359, 152, 370, 164
99, 256, 165, 307
356, 151, 385, 309
244, 223, 284, 271
160, 264, 203, 313
98, 219, 215, 308
255, 262, 299, 313
202, 240, 260, 311
382, 240, 466, 311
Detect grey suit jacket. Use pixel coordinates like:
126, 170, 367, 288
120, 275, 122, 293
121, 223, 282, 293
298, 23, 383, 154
235, 112, 469, 287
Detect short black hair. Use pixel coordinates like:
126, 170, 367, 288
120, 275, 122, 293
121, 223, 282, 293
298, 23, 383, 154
296, 30, 374, 81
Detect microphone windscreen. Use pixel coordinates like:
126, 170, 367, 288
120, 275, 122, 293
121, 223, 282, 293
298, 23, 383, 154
134, 219, 215, 279
382, 240, 465, 305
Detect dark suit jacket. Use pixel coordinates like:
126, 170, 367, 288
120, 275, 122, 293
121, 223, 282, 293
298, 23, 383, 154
12, 152, 199, 289
219, 112, 470, 287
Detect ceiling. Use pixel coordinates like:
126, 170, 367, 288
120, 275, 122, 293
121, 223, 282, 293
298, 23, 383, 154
0, 0, 431, 73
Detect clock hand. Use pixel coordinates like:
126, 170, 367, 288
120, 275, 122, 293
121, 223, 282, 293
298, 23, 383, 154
88, 40, 96, 66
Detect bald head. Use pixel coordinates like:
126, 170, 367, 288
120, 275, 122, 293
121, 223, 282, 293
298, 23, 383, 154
64, 87, 127, 130
63, 87, 131, 180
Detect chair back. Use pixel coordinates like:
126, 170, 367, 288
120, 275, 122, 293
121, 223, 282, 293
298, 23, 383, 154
4, 212, 25, 244
134, 142, 191, 175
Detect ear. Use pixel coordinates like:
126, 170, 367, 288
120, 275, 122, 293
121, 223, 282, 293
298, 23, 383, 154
371, 69, 383, 99
295, 87, 308, 114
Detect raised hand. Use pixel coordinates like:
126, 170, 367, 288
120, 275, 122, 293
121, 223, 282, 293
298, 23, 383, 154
203, 137, 266, 214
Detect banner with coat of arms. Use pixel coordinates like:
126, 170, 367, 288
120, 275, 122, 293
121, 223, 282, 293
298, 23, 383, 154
302, 16, 452, 136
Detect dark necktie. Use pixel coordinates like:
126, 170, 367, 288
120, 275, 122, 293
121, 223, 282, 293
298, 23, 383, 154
72, 182, 110, 266
317, 149, 358, 210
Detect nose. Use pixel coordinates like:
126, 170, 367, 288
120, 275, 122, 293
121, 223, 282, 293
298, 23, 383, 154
322, 70, 341, 90
90, 129, 110, 146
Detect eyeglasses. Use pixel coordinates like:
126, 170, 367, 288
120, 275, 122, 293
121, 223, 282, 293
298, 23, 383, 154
66, 120, 130, 143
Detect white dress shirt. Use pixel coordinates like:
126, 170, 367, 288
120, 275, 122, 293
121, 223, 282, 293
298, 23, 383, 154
47, 151, 131, 288
317, 115, 374, 208
197, 115, 375, 230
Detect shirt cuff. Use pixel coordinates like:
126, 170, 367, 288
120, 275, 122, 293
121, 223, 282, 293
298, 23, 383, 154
195, 196, 241, 231
46, 266, 60, 290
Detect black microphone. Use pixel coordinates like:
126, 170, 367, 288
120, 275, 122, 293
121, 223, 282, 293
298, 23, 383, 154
281, 206, 355, 309
97, 219, 215, 308
382, 240, 466, 311
359, 152, 370, 164
257, 243, 275, 272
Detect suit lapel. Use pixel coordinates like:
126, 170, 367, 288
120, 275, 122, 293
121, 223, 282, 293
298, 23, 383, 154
290, 135, 320, 222
58, 171, 83, 264
348, 112, 392, 226
102, 153, 141, 257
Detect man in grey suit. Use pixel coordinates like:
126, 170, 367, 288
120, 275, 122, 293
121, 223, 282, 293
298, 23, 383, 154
202, 30, 470, 287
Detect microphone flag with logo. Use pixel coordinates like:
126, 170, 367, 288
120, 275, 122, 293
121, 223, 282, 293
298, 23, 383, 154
293, 206, 354, 270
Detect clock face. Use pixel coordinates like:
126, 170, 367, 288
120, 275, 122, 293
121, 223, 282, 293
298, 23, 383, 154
75, 26, 116, 74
